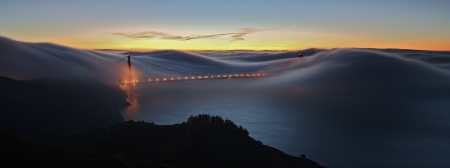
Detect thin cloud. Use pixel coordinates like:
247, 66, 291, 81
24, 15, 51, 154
111, 31, 171, 39
229, 28, 276, 41
111, 28, 276, 41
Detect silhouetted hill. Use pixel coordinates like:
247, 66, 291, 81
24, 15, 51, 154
15, 117, 323, 168
0, 76, 124, 132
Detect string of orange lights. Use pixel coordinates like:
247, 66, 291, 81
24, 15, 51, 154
118, 72, 273, 85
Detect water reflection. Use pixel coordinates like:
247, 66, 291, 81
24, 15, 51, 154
120, 83, 140, 118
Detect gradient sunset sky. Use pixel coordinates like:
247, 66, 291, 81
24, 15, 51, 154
1, 0, 449, 51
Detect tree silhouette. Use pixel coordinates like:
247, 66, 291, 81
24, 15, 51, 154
300, 154, 306, 159
184, 114, 249, 137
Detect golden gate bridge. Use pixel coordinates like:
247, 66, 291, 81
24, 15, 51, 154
114, 53, 303, 85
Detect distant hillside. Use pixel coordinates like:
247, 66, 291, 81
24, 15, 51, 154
0, 76, 124, 132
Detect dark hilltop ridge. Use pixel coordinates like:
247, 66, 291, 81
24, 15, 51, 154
1, 118, 323, 168
0, 76, 324, 168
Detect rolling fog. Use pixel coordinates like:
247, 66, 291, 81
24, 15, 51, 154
1, 36, 450, 167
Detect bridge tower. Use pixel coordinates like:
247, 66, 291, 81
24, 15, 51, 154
127, 54, 131, 71
126, 54, 133, 97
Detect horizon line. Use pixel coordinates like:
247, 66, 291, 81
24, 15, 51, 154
91, 47, 450, 52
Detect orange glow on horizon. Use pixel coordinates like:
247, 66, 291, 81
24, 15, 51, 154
2, 34, 448, 52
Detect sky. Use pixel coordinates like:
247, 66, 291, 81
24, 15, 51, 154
0, 0, 449, 51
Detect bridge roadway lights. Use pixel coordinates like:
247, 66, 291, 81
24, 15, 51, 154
136, 73, 274, 84
279, 58, 300, 66
116, 73, 275, 86
118, 53, 285, 85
